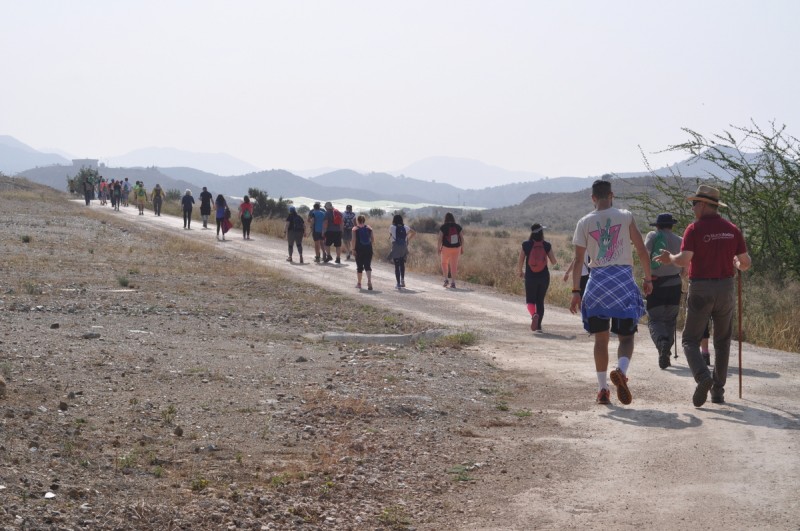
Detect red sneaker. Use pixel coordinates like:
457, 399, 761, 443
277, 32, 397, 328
596, 388, 611, 405
610, 368, 632, 405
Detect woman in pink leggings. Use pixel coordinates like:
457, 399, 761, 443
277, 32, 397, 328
438, 212, 464, 289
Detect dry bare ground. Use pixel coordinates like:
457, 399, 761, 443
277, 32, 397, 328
1, 179, 799, 530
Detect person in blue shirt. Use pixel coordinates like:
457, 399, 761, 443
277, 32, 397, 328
307, 202, 327, 262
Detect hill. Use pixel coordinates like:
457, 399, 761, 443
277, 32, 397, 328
0, 135, 70, 174
103, 147, 261, 176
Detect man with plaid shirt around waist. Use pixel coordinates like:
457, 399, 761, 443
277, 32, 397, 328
570, 180, 653, 406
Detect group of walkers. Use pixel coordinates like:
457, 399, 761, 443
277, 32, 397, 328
179, 187, 254, 241
80, 175, 165, 217
284, 201, 466, 292
533, 180, 751, 408
85, 176, 751, 409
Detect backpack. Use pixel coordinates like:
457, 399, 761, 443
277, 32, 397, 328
447, 224, 460, 246
395, 224, 407, 244
528, 240, 547, 273
356, 225, 371, 246
243, 207, 251, 220
649, 231, 668, 270
343, 212, 356, 230
332, 208, 343, 226
290, 214, 304, 231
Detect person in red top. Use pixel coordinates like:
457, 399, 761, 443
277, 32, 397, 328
238, 195, 255, 240
656, 185, 751, 407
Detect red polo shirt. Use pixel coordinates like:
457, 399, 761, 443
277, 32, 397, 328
681, 214, 747, 280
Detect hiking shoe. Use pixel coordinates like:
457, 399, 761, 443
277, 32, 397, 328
702, 352, 711, 366
299, 257, 304, 264
450, 281, 456, 289
444, 278, 450, 287
323, 255, 330, 263
367, 283, 373, 291
658, 342, 671, 369
711, 395, 725, 404
530, 314, 539, 332
693, 377, 714, 407
596, 388, 611, 405
315, 256, 320, 263
610, 369, 632, 405
400, 280, 406, 287
396, 283, 402, 290
335, 258, 341, 264
286, 257, 293, 262
356, 283, 362, 289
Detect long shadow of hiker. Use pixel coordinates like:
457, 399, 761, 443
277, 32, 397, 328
602, 408, 703, 429
703, 401, 800, 430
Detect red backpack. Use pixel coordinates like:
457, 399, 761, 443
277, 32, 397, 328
332, 208, 343, 226
528, 240, 547, 273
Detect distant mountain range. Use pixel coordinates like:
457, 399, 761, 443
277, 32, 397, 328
0, 135, 70, 173
103, 147, 261, 176
3, 134, 744, 210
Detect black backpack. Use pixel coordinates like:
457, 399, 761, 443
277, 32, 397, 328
290, 214, 304, 231
395, 224, 407, 243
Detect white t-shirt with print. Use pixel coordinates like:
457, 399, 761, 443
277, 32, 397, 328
573, 207, 635, 268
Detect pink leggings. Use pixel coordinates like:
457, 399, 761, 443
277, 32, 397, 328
440, 246, 461, 278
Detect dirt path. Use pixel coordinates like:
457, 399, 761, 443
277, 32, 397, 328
98, 203, 800, 529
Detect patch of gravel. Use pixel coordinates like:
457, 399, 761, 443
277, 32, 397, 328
0, 179, 570, 530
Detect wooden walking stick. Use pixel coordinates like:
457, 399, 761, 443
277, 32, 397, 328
738, 270, 743, 399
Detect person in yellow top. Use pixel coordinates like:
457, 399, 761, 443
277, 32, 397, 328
135, 181, 148, 215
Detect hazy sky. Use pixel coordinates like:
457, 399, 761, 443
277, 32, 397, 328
1, 0, 797, 178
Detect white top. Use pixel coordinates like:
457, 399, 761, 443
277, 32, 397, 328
389, 224, 411, 242
573, 207, 635, 268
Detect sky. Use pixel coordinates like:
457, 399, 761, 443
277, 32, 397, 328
1, 0, 798, 182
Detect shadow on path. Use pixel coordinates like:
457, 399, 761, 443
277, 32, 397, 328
705, 401, 800, 430
602, 408, 703, 429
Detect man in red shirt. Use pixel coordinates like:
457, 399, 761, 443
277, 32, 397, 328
656, 185, 751, 407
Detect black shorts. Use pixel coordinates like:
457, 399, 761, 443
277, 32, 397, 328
325, 231, 342, 247
312, 231, 324, 242
587, 317, 638, 336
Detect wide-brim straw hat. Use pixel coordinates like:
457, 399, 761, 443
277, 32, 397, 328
686, 184, 727, 208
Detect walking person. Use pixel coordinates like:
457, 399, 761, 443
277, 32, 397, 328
81, 173, 93, 206
214, 194, 228, 241
135, 181, 148, 215
181, 189, 194, 229
308, 202, 326, 262
112, 179, 122, 211
284, 206, 306, 263
342, 205, 357, 260
322, 201, 343, 263
239, 195, 254, 240
388, 214, 416, 289
151, 184, 165, 216
517, 223, 558, 333
438, 212, 465, 289
199, 187, 213, 229
570, 180, 653, 406
122, 178, 130, 207
656, 185, 751, 406
644, 213, 685, 369
98, 178, 108, 206
353, 215, 374, 290
563, 254, 590, 298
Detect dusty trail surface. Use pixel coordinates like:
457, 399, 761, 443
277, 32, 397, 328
108, 204, 800, 529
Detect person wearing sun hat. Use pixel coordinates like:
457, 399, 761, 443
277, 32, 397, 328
656, 184, 751, 407
644, 213, 685, 369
